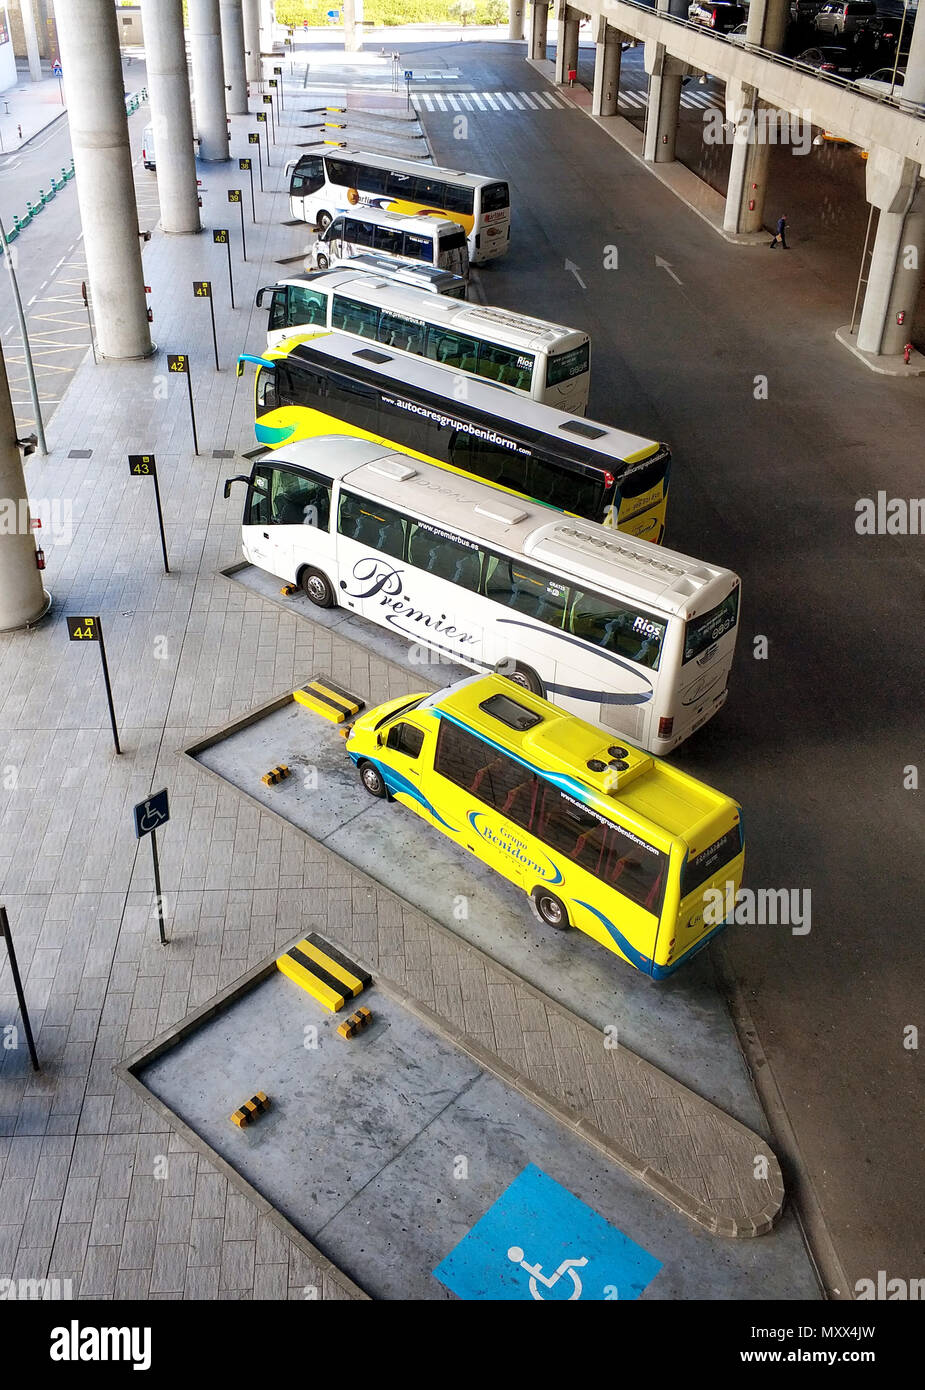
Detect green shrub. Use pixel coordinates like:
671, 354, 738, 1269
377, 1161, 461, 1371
274, 0, 509, 24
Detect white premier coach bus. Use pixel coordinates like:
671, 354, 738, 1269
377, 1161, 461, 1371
256, 269, 591, 412
224, 436, 741, 754
287, 149, 511, 265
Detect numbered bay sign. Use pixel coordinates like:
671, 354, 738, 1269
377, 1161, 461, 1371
67, 615, 99, 641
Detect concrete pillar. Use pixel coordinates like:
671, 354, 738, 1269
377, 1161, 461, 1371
140, 0, 201, 235
528, 2, 549, 61
591, 21, 621, 117
902, 5, 925, 108
0, 349, 51, 631
723, 87, 771, 234
745, 0, 789, 51
243, 0, 260, 82
554, 7, 580, 85
343, 0, 361, 54
55, 0, 153, 359
643, 45, 683, 163
508, 0, 526, 41
857, 153, 924, 356
220, 0, 248, 114
21, 0, 42, 83
189, 0, 229, 162
259, 0, 274, 55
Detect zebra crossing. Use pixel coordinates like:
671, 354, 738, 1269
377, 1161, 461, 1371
411, 85, 723, 115
411, 89, 574, 113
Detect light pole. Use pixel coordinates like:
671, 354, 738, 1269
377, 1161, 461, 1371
0, 216, 47, 456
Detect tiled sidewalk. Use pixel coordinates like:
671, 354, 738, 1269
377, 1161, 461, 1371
0, 79, 781, 1300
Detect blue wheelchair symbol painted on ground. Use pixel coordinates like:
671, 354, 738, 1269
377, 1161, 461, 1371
434, 1164, 662, 1301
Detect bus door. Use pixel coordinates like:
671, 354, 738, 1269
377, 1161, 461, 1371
242, 459, 335, 582
289, 154, 325, 221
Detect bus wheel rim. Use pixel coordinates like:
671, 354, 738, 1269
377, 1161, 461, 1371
362, 765, 379, 790
542, 896, 562, 923
307, 575, 326, 601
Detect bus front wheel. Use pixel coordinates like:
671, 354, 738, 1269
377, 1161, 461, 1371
315, 251, 330, 271
315, 209, 333, 231
359, 761, 388, 798
499, 661, 544, 697
533, 888, 570, 930
300, 567, 336, 608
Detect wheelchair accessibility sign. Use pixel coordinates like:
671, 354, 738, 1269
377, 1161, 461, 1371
434, 1164, 661, 1301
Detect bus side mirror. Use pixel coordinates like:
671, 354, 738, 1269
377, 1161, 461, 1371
255, 284, 284, 309
235, 357, 245, 378
223, 475, 250, 499
376, 732, 384, 748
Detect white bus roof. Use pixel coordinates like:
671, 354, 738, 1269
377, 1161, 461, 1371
322, 149, 501, 190
267, 435, 734, 620
327, 256, 466, 290
326, 204, 460, 235
281, 332, 659, 464
274, 273, 586, 354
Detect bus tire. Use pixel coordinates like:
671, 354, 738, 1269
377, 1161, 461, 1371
533, 888, 570, 930
358, 760, 388, 798
499, 661, 544, 697
315, 251, 329, 271
299, 567, 336, 608
315, 209, 333, 231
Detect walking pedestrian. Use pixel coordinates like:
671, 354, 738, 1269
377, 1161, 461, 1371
769, 214, 788, 250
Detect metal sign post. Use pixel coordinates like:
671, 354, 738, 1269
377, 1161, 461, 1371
167, 353, 198, 455
67, 615, 120, 754
268, 76, 280, 126
262, 93, 275, 145
248, 132, 264, 190
133, 789, 170, 945
404, 69, 412, 111
273, 65, 284, 110
128, 454, 169, 573
239, 158, 256, 222
256, 111, 270, 167
0, 907, 40, 1070
52, 59, 63, 105
80, 280, 97, 363
228, 189, 246, 261
193, 280, 219, 369
213, 231, 234, 308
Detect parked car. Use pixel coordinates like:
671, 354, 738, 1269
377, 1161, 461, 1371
790, 0, 827, 22
687, 1, 747, 31
855, 66, 925, 108
727, 21, 751, 43
813, 1, 877, 39
796, 45, 863, 76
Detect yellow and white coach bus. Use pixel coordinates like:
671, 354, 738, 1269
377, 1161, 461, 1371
238, 333, 670, 539
343, 674, 746, 979
287, 149, 511, 265
223, 436, 740, 754
256, 269, 591, 412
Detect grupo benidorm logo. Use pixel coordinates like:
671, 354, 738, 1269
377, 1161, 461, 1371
468, 811, 563, 884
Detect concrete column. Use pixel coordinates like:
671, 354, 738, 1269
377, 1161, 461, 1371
0, 349, 51, 631
220, 0, 248, 114
554, 7, 580, 85
55, 0, 153, 359
857, 153, 925, 356
643, 46, 683, 163
343, 0, 361, 54
528, 2, 549, 61
508, 0, 526, 41
745, 0, 789, 51
243, 0, 260, 82
259, 0, 274, 55
902, 4, 925, 108
140, 0, 201, 235
189, 0, 229, 161
723, 87, 771, 234
591, 21, 621, 117
21, 0, 42, 83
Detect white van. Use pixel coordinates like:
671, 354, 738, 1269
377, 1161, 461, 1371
142, 124, 156, 171
306, 205, 469, 280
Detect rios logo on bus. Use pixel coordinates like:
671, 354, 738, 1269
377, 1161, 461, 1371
467, 811, 563, 885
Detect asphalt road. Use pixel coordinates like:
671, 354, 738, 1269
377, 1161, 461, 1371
403, 37, 924, 1292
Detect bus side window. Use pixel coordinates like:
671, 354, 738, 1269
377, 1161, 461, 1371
378, 311, 425, 355
291, 155, 324, 195
268, 291, 288, 332
482, 556, 567, 628
374, 225, 404, 257
569, 590, 665, 670
256, 465, 331, 530
407, 522, 483, 588
288, 286, 327, 329
247, 470, 272, 526
401, 232, 433, 264
385, 723, 424, 758
325, 217, 345, 243
256, 367, 280, 412
337, 489, 405, 559
426, 328, 479, 373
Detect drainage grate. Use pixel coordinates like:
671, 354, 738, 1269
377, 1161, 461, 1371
212, 449, 234, 459
68, 449, 93, 459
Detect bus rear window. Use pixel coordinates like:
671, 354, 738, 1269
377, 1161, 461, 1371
546, 342, 590, 387
683, 588, 739, 664
481, 182, 510, 213
680, 824, 742, 899
439, 229, 467, 251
